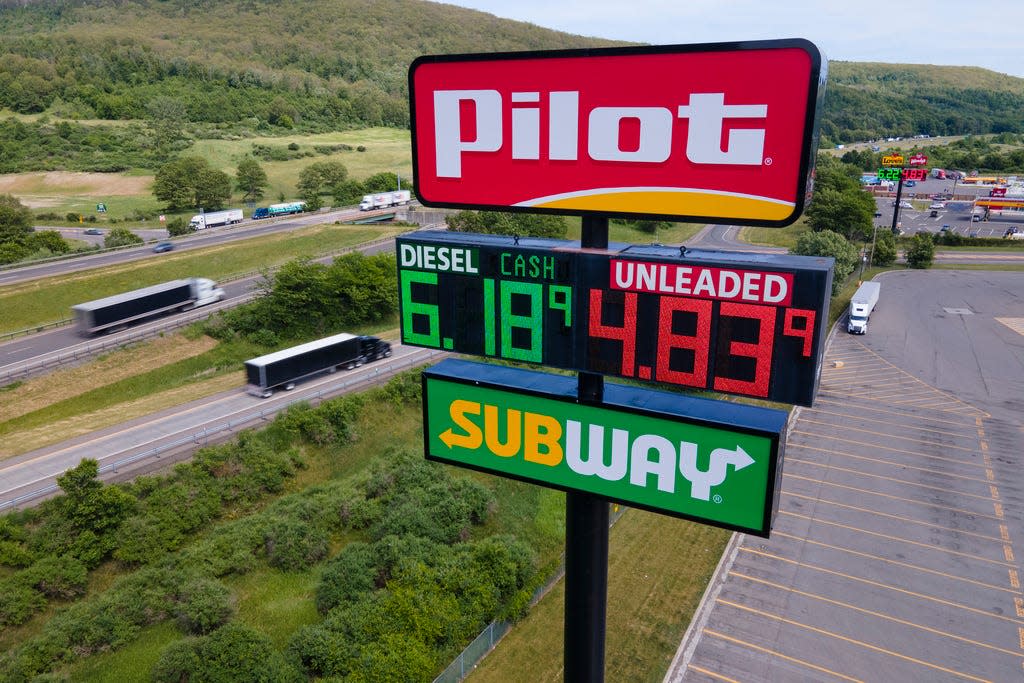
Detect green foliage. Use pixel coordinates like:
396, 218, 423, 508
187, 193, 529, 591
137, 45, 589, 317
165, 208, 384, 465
153, 155, 232, 212
905, 233, 936, 269
447, 210, 568, 238
0, 193, 33, 245
165, 216, 193, 237
212, 252, 397, 341
151, 623, 302, 683
792, 229, 859, 294
235, 157, 269, 202
806, 156, 875, 241
175, 577, 234, 635
263, 517, 330, 571
871, 229, 897, 266
104, 226, 144, 248
296, 160, 349, 201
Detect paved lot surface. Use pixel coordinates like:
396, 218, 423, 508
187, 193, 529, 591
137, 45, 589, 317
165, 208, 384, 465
673, 271, 1024, 682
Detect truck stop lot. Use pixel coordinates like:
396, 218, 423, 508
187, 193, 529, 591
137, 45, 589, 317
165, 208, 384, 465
676, 271, 1024, 681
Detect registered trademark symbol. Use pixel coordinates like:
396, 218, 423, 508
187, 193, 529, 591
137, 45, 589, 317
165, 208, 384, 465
764, 157, 773, 166
713, 494, 723, 504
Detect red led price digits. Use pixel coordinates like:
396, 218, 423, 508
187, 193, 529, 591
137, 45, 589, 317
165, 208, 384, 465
588, 288, 637, 375
655, 296, 712, 386
713, 302, 776, 397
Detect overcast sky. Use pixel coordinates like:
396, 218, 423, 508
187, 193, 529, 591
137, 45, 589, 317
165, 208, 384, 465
436, 0, 1024, 79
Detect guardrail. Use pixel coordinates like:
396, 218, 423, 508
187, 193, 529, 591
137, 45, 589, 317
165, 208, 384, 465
0, 349, 444, 511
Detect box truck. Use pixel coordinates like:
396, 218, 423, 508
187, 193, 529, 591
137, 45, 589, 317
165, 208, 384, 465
847, 281, 880, 334
245, 333, 392, 397
188, 208, 244, 230
72, 278, 225, 336
359, 190, 411, 210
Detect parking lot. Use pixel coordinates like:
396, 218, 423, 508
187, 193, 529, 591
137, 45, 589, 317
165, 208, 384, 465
677, 271, 1024, 682
872, 177, 1023, 238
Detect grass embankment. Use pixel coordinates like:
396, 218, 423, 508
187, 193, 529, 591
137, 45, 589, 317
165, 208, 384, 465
738, 217, 809, 249
469, 513, 730, 683
0, 223, 398, 334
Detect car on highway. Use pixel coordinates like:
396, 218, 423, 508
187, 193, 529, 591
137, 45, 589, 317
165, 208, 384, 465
84, 228, 103, 235
891, 200, 914, 209
152, 241, 175, 253
905, 180, 917, 187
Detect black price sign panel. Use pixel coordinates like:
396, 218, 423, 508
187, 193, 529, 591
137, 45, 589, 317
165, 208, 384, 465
397, 231, 833, 406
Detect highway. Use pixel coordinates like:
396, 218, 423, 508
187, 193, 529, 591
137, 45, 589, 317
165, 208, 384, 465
0, 204, 404, 286
0, 344, 443, 511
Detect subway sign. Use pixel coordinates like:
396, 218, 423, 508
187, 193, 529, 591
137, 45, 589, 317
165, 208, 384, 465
398, 230, 833, 406
423, 359, 788, 536
409, 39, 826, 227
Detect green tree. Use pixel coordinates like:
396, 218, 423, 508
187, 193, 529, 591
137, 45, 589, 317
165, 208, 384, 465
165, 216, 193, 237
297, 161, 348, 199
791, 229, 858, 294
146, 95, 188, 150
153, 156, 231, 212
0, 193, 33, 244
905, 233, 935, 269
236, 157, 269, 203
104, 227, 144, 248
447, 210, 567, 238
871, 229, 897, 266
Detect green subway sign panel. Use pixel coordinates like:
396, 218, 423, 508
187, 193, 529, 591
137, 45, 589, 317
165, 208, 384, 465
423, 359, 788, 536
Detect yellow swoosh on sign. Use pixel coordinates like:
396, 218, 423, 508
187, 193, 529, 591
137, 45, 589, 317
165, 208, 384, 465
523, 189, 795, 220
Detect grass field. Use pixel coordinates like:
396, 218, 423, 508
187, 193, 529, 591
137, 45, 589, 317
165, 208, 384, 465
0, 222, 399, 334
3, 127, 413, 223
469, 511, 731, 683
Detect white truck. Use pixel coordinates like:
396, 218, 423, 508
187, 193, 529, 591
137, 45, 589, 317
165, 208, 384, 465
359, 190, 411, 211
72, 278, 225, 336
847, 281, 880, 335
188, 208, 244, 230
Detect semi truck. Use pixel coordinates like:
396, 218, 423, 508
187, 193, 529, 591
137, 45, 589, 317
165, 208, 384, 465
253, 201, 306, 219
72, 278, 225, 336
188, 209, 244, 230
359, 190, 411, 211
244, 333, 392, 397
847, 281, 880, 335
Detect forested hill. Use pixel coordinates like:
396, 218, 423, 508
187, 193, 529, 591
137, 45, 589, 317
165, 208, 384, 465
0, 0, 1022, 146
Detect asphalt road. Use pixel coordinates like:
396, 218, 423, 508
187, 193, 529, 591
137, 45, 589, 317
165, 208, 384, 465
0, 344, 442, 510
670, 270, 1024, 681
0, 204, 401, 286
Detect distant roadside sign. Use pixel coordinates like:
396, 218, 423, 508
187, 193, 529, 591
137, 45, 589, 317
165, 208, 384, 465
908, 154, 928, 166
881, 154, 904, 167
423, 358, 788, 536
96, 203, 107, 212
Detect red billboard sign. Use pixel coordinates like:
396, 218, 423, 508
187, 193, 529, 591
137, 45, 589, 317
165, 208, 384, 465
409, 40, 825, 227
908, 154, 928, 166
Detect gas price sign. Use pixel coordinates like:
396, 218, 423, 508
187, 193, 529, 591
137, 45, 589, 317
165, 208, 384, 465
423, 358, 789, 535
398, 230, 833, 406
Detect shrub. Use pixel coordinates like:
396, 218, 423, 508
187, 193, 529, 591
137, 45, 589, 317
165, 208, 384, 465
263, 517, 329, 571
316, 542, 376, 613
65, 212, 79, 222
905, 233, 936, 269
0, 582, 45, 627
152, 623, 302, 683
103, 227, 144, 248
0, 539, 35, 568
175, 578, 234, 635
20, 555, 88, 600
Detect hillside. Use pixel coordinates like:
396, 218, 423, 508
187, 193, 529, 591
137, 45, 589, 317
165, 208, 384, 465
0, 0, 1021, 165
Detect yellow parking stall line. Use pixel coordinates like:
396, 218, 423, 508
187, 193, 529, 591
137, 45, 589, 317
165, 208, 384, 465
788, 441, 978, 471
847, 339, 989, 418
739, 547, 1024, 626
813, 397, 982, 427
1006, 546, 1016, 563
798, 407, 984, 440
1016, 597, 1024, 618
786, 452, 991, 486
771, 531, 1022, 595
1002, 526, 1012, 542
730, 571, 1024, 658
913, 398, 976, 410
700, 629, 863, 682
780, 511, 1017, 568
716, 599, 992, 682
794, 419, 978, 456
790, 428, 979, 455
782, 491, 1006, 543
783, 473, 1003, 522
1011, 570, 1020, 589
864, 391, 963, 406
786, 459, 996, 503
685, 663, 742, 683
789, 434, 987, 472
829, 378, 929, 391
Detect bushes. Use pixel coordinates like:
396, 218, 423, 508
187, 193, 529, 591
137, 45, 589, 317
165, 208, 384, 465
152, 623, 302, 683
103, 227, 144, 248
175, 578, 234, 635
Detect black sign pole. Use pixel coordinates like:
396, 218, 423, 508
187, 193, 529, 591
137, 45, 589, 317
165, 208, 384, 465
890, 170, 905, 234
565, 215, 609, 682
